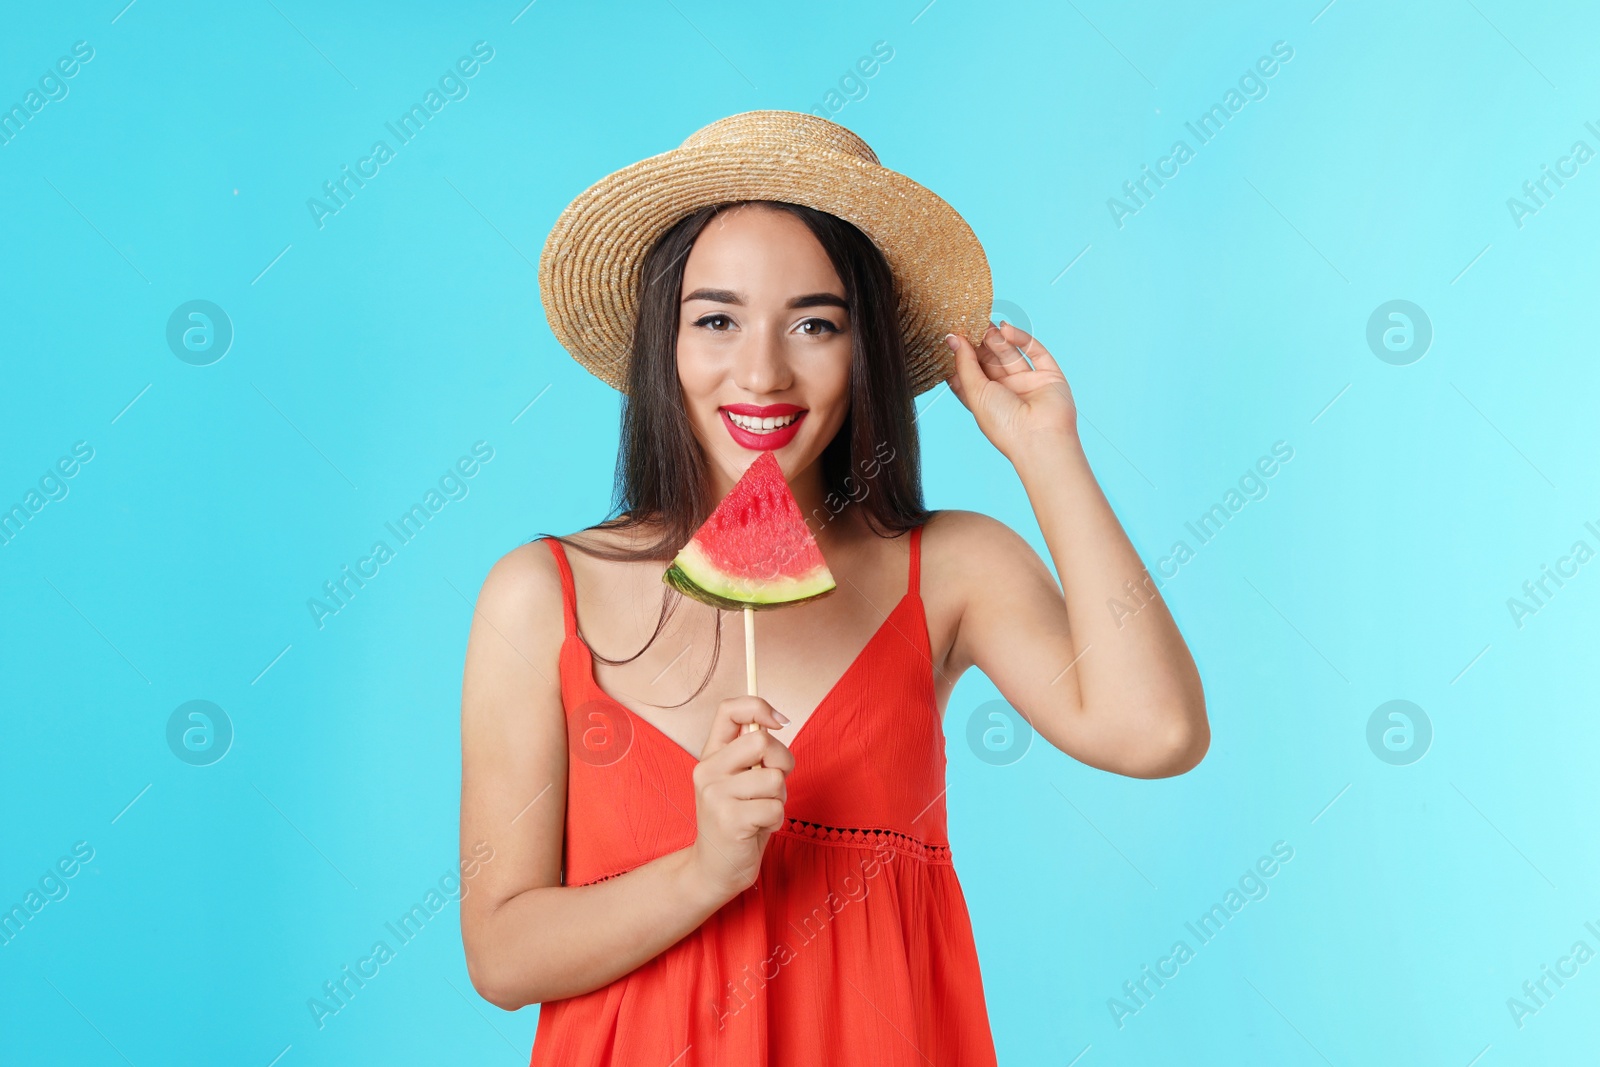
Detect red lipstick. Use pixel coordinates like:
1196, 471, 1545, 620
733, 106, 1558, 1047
722, 403, 805, 416
719, 404, 807, 451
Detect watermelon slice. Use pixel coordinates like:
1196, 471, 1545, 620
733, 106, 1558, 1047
663, 452, 836, 611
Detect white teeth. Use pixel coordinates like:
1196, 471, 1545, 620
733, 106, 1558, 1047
727, 411, 798, 432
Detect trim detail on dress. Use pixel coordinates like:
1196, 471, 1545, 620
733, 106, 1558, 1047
778, 818, 953, 865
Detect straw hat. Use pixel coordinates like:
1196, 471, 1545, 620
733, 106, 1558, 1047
538, 110, 992, 397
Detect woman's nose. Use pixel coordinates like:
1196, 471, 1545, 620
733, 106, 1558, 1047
733, 326, 791, 394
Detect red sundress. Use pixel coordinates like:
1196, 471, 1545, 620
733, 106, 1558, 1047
531, 524, 997, 1065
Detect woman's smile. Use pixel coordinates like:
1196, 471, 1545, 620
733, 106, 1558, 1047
719, 403, 808, 451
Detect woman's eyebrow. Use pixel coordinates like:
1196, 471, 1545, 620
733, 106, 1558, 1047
787, 293, 848, 310
682, 288, 742, 304
680, 289, 847, 310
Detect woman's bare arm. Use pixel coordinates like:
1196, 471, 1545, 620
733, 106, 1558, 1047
458, 543, 791, 1009
943, 324, 1209, 779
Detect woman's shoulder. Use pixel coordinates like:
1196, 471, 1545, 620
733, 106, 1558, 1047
478, 524, 626, 589
476, 539, 568, 628
461, 540, 571, 702
920, 508, 1024, 548
485, 522, 660, 599
920, 509, 1043, 588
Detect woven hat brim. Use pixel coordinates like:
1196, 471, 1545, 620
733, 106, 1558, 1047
539, 143, 992, 397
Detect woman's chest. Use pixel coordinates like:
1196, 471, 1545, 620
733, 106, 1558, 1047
588, 582, 961, 758
560, 619, 954, 885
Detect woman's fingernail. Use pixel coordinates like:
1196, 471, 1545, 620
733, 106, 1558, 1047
944, 333, 959, 351
773, 710, 791, 724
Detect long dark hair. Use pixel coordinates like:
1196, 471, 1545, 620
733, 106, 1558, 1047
534, 199, 933, 705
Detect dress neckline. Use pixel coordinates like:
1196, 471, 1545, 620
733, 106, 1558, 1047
567, 591, 918, 765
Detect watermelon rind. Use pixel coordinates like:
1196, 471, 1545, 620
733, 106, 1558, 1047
665, 537, 836, 611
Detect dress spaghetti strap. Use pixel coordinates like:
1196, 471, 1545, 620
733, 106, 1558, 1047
542, 538, 578, 638
908, 523, 923, 598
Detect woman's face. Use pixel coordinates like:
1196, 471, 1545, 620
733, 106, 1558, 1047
675, 203, 852, 487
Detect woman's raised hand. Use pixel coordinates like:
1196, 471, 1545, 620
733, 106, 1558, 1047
945, 322, 1078, 460
686, 695, 794, 901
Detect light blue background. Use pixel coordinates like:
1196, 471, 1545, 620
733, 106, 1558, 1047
3, 0, 1596, 1063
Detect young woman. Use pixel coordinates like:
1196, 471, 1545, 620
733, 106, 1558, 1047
458, 111, 1208, 1065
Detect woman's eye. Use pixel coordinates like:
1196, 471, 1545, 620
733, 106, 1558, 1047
694, 314, 734, 331
798, 318, 840, 336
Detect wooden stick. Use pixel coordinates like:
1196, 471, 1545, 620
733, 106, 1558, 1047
741, 606, 764, 836
741, 605, 762, 743
744, 604, 758, 697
